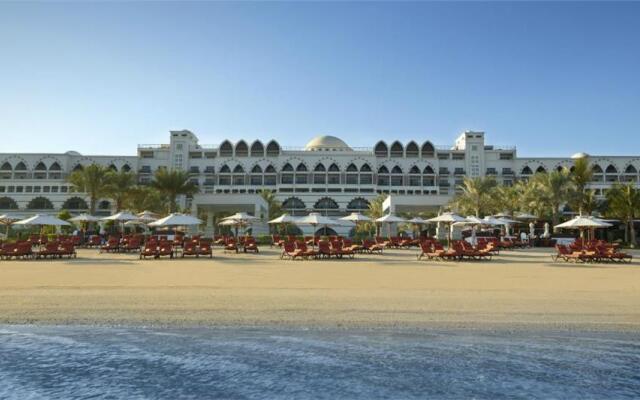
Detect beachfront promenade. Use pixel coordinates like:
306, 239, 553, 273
1, 247, 638, 330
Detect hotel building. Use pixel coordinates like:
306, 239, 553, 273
1, 130, 638, 234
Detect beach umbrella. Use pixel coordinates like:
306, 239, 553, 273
427, 212, 466, 248
406, 216, 427, 239
515, 212, 538, 220
376, 214, 406, 237
481, 216, 502, 226
69, 213, 101, 223
554, 216, 612, 245
0, 213, 21, 238
14, 214, 72, 226
340, 212, 372, 237
221, 212, 259, 238
493, 212, 512, 218
496, 217, 520, 236
136, 210, 159, 223
102, 210, 138, 234
268, 213, 299, 235
149, 213, 202, 227
296, 213, 339, 249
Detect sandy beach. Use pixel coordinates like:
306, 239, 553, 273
0, 247, 639, 331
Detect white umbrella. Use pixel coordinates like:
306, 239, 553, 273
149, 213, 202, 227
0, 213, 22, 238
14, 214, 71, 226
515, 212, 538, 220
493, 212, 512, 218
69, 213, 101, 222
101, 211, 138, 222
340, 212, 371, 223
136, 210, 159, 223
427, 212, 466, 248
407, 216, 427, 224
222, 212, 259, 222
555, 216, 612, 245
482, 216, 502, 226
268, 213, 299, 224
376, 214, 406, 237
296, 212, 339, 248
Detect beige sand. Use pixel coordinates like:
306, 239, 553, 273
0, 247, 639, 330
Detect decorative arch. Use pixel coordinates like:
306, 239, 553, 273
219, 164, 231, 173
251, 165, 263, 173
346, 163, 358, 172
27, 196, 54, 210
235, 140, 248, 157
1, 162, 12, 171
295, 163, 308, 172
34, 162, 47, 171
625, 165, 637, 174
360, 163, 372, 172
423, 165, 435, 174
266, 140, 280, 157
421, 141, 435, 157
314, 163, 326, 172
391, 165, 403, 174
535, 166, 547, 174
49, 162, 62, 171
108, 164, 118, 171
0, 196, 18, 209
378, 166, 389, 174
409, 166, 421, 174
14, 162, 27, 171
264, 164, 276, 173
282, 197, 306, 211
405, 141, 419, 157
521, 166, 533, 175
314, 197, 339, 210
281, 163, 294, 172
374, 141, 388, 158
62, 196, 88, 210
121, 164, 131, 172
250, 141, 264, 157
591, 164, 603, 173
390, 141, 404, 158
219, 140, 233, 157
233, 165, 245, 173
346, 197, 370, 210
328, 163, 340, 172
605, 164, 618, 174
98, 200, 111, 210
72, 164, 84, 172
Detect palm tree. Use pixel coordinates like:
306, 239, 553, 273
67, 164, 112, 214
105, 170, 137, 211
260, 190, 282, 233
366, 193, 387, 236
569, 157, 593, 215
124, 186, 166, 214
151, 169, 198, 213
606, 183, 640, 246
493, 181, 525, 217
528, 170, 572, 226
452, 177, 497, 217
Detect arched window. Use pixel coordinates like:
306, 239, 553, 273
13, 162, 27, 179
14, 162, 27, 171
250, 165, 263, 185
219, 164, 231, 185
408, 166, 421, 186
605, 164, 619, 183
219, 140, 233, 157
377, 166, 390, 186
108, 164, 118, 171
282, 197, 306, 215
232, 165, 245, 185
27, 196, 54, 210
34, 162, 47, 179
556, 166, 564, 172
390, 141, 404, 158
356, 163, 372, 185
72, 164, 83, 172
521, 166, 533, 175
423, 165, 435, 186
592, 164, 603, 173
314, 197, 339, 210
235, 141, 248, 157
374, 141, 388, 158
49, 162, 62, 171
266, 140, 280, 157
62, 196, 88, 210
313, 163, 326, 184
346, 163, 358, 184
98, 200, 111, 210
625, 165, 637, 174
347, 197, 370, 211
405, 142, 419, 158
390, 165, 403, 186
121, 164, 131, 172
421, 141, 435, 158
264, 164, 276, 185
34, 162, 47, 171
0, 162, 11, 179
327, 163, 340, 184
281, 163, 294, 184
295, 163, 308, 184
0, 196, 18, 210
250, 141, 264, 158
535, 166, 547, 174
605, 164, 618, 174
0, 162, 11, 171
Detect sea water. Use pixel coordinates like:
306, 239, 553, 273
0, 325, 638, 399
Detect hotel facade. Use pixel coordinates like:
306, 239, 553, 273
1, 130, 639, 233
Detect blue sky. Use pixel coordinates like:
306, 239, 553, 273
1, 2, 638, 157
